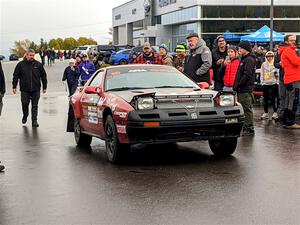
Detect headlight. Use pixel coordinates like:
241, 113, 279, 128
137, 97, 154, 110
219, 94, 235, 106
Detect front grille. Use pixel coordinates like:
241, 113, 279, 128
199, 111, 217, 115
168, 112, 187, 117
139, 114, 160, 119
224, 110, 240, 115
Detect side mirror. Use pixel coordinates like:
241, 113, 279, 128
84, 86, 101, 94
197, 82, 209, 89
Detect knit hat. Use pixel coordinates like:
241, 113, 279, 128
159, 44, 168, 52
216, 35, 225, 43
186, 33, 199, 39
175, 44, 186, 53
238, 41, 252, 52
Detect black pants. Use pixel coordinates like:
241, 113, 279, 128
0, 94, 3, 116
263, 84, 278, 113
21, 91, 40, 121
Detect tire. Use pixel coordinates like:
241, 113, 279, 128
74, 118, 92, 147
105, 115, 130, 163
208, 137, 237, 156
119, 59, 127, 65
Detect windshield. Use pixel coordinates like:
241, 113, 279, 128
105, 66, 199, 91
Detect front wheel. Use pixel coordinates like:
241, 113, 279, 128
105, 115, 130, 163
119, 59, 128, 65
208, 137, 237, 156
74, 118, 92, 147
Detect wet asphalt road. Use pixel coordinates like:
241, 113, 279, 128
0, 60, 299, 224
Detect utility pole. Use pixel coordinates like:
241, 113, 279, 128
270, 0, 274, 50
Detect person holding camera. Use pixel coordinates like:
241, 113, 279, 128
260, 51, 279, 120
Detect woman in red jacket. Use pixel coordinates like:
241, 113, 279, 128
220, 46, 240, 91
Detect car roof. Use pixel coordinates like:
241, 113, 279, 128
104, 64, 178, 70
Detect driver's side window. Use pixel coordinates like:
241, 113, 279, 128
89, 70, 104, 86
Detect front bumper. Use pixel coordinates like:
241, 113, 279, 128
126, 106, 244, 144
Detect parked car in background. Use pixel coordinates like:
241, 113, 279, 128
109, 49, 131, 65
76, 45, 97, 56
70, 64, 244, 163
0, 55, 5, 60
9, 54, 19, 61
97, 45, 118, 63
115, 44, 134, 51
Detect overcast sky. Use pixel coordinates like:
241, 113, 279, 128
0, 0, 128, 57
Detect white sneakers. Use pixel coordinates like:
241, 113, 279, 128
272, 112, 278, 119
261, 113, 269, 119
261, 112, 278, 120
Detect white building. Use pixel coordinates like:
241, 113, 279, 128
112, 0, 300, 49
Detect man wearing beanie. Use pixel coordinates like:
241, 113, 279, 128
183, 33, 212, 83
212, 35, 227, 90
233, 41, 256, 136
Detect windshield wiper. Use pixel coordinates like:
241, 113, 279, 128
106, 87, 152, 92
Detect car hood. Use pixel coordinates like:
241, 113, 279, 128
109, 88, 217, 103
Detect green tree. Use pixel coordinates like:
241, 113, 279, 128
29, 41, 38, 52
10, 39, 32, 58
63, 37, 78, 50
39, 38, 48, 50
57, 38, 64, 49
48, 38, 60, 50
78, 37, 97, 46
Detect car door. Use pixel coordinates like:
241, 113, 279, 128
80, 70, 105, 135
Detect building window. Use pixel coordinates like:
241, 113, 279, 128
115, 14, 121, 20
202, 20, 300, 34
274, 6, 300, 18
203, 6, 300, 18
172, 23, 198, 50
203, 6, 270, 18
155, 16, 162, 24
132, 8, 137, 15
162, 6, 198, 25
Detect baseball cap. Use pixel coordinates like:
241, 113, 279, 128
143, 42, 151, 49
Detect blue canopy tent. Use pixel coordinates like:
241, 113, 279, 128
223, 30, 241, 42
240, 25, 284, 42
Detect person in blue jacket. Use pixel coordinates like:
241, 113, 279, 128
78, 54, 95, 86
62, 58, 80, 96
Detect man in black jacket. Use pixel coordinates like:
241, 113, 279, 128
12, 49, 47, 127
233, 41, 256, 136
212, 35, 227, 90
0, 60, 5, 117
0, 60, 6, 171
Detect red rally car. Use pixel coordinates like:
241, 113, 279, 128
70, 64, 244, 163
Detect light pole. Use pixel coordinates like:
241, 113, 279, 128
270, 0, 274, 50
